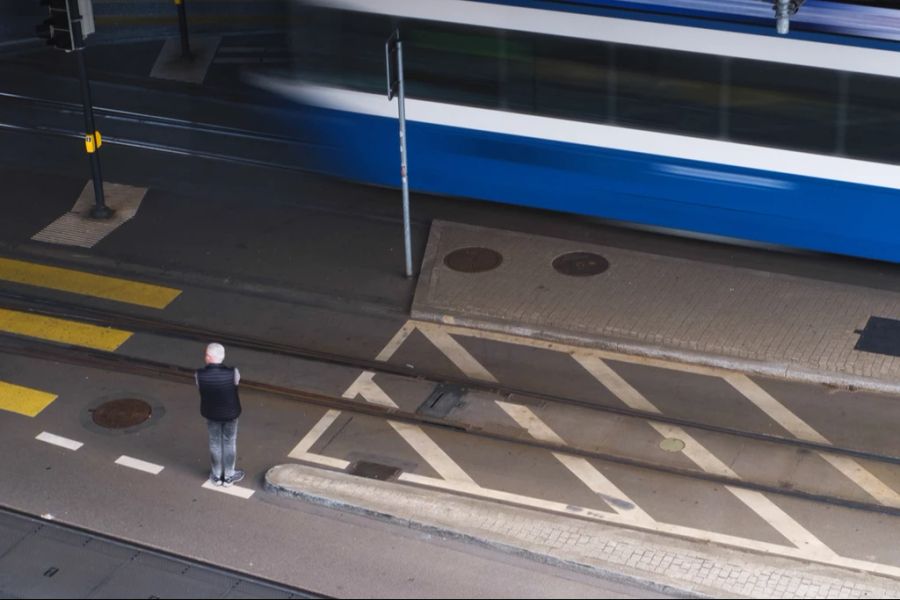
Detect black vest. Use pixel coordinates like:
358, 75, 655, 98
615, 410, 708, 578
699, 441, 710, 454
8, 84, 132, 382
197, 365, 242, 421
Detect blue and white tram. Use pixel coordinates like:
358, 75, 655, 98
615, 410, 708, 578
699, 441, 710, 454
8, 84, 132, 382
263, 0, 900, 262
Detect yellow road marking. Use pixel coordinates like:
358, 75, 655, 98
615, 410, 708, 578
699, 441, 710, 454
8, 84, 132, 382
0, 381, 57, 417
0, 258, 180, 309
0, 308, 132, 351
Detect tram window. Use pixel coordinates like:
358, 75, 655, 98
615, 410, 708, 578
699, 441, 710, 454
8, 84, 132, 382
532, 36, 610, 123
845, 73, 900, 164
402, 22, 502, 109
290, 7, 390, 93
728, 60, 839, 154
614, 45, 721, 137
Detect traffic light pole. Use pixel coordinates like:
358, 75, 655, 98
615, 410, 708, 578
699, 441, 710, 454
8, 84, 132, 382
76, 49, 112, 219
175, 0, 191, 58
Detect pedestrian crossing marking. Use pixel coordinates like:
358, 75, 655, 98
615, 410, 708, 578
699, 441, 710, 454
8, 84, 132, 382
0, 257, 181, 309
0, 308, 132, 351
0, 381, 57, 417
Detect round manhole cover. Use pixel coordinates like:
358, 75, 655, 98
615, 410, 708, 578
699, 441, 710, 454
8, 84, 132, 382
552, 252, 609, 276
91, 399, 152, 429
659, 438, 686, 453
444, 247, 503, 273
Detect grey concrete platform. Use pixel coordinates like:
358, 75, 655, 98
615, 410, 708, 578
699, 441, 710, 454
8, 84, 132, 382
266, 464, 900, 599
412, 221, 900, 394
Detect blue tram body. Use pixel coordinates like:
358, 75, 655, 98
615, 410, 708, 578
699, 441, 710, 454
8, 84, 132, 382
262, 0, 900, 262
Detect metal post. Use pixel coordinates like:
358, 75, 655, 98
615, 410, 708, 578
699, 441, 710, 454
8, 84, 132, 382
775, 0, 791, 34
76, 50, 112, 219
396, 40, 413, 279
176, 0, 191, 58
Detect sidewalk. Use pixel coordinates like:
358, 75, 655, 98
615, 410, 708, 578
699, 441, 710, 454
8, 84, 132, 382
267, 464, 900, 599
412, 220, 900, 394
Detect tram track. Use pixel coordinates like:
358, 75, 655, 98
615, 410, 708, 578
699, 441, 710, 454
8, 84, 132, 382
1, 289, 899, 519
0, 87, 316, 174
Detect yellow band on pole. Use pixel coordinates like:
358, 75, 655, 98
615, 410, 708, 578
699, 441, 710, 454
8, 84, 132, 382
84, 131, 102, 153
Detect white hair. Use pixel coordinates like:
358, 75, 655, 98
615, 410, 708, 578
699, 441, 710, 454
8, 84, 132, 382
206, 343, 225, 364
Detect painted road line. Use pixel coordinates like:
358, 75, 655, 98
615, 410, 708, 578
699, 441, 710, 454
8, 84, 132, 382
416, 323, 499, 382
727, 373, 900, 508
0, 308, 132, 351
0, 257, 181, 309
388, 421, 477, 484
292, 452, 351, 470
725, 374, 828, 443
375, 322, 418, 362
0, 381, 57, 417
35, 432, 82, 451
412, 320, 735, 379
725, 486, 836, 559
572, 353, 660, 414
114, 456, 164, 475
342, 371, 397, 408
201, 480, 255, 499
289, 409, 343, 458
496, 400, 654, 524
576, 353, 836, 556
341, 368, 477, 484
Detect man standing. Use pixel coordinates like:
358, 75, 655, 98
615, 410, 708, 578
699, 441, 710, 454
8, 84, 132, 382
196, 343, 244, 487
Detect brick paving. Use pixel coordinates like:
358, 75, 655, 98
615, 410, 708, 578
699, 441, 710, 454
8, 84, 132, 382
412, 221, 900, 393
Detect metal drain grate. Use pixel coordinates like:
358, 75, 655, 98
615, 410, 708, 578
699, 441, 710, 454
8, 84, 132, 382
552, 252, 609, 276
91, 399, 152, 429
444, 247, 503, 273
347, 461, 401, 481
417, 384, 467, 418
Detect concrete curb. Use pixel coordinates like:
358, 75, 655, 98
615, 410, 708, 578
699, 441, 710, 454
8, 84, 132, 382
264, 465, 712, 599
264, 464, 900, 599
410, 306, 900, 397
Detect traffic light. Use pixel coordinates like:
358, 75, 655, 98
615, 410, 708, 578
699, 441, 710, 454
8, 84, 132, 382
36, 0, 95, 52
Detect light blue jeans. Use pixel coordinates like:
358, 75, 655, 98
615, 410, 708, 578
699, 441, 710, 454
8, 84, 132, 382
207, 419, 238, 481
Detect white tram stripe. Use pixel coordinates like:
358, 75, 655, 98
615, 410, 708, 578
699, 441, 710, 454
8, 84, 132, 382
114, 455, 164, 475
35, 432, 83, 451
312, 0, 900, 77
260, 80, 900, 192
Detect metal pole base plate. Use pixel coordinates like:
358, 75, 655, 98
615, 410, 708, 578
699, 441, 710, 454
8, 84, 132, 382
89, 205, 115, 220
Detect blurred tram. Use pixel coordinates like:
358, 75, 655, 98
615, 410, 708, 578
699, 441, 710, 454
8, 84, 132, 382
260, 0, 900, 262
